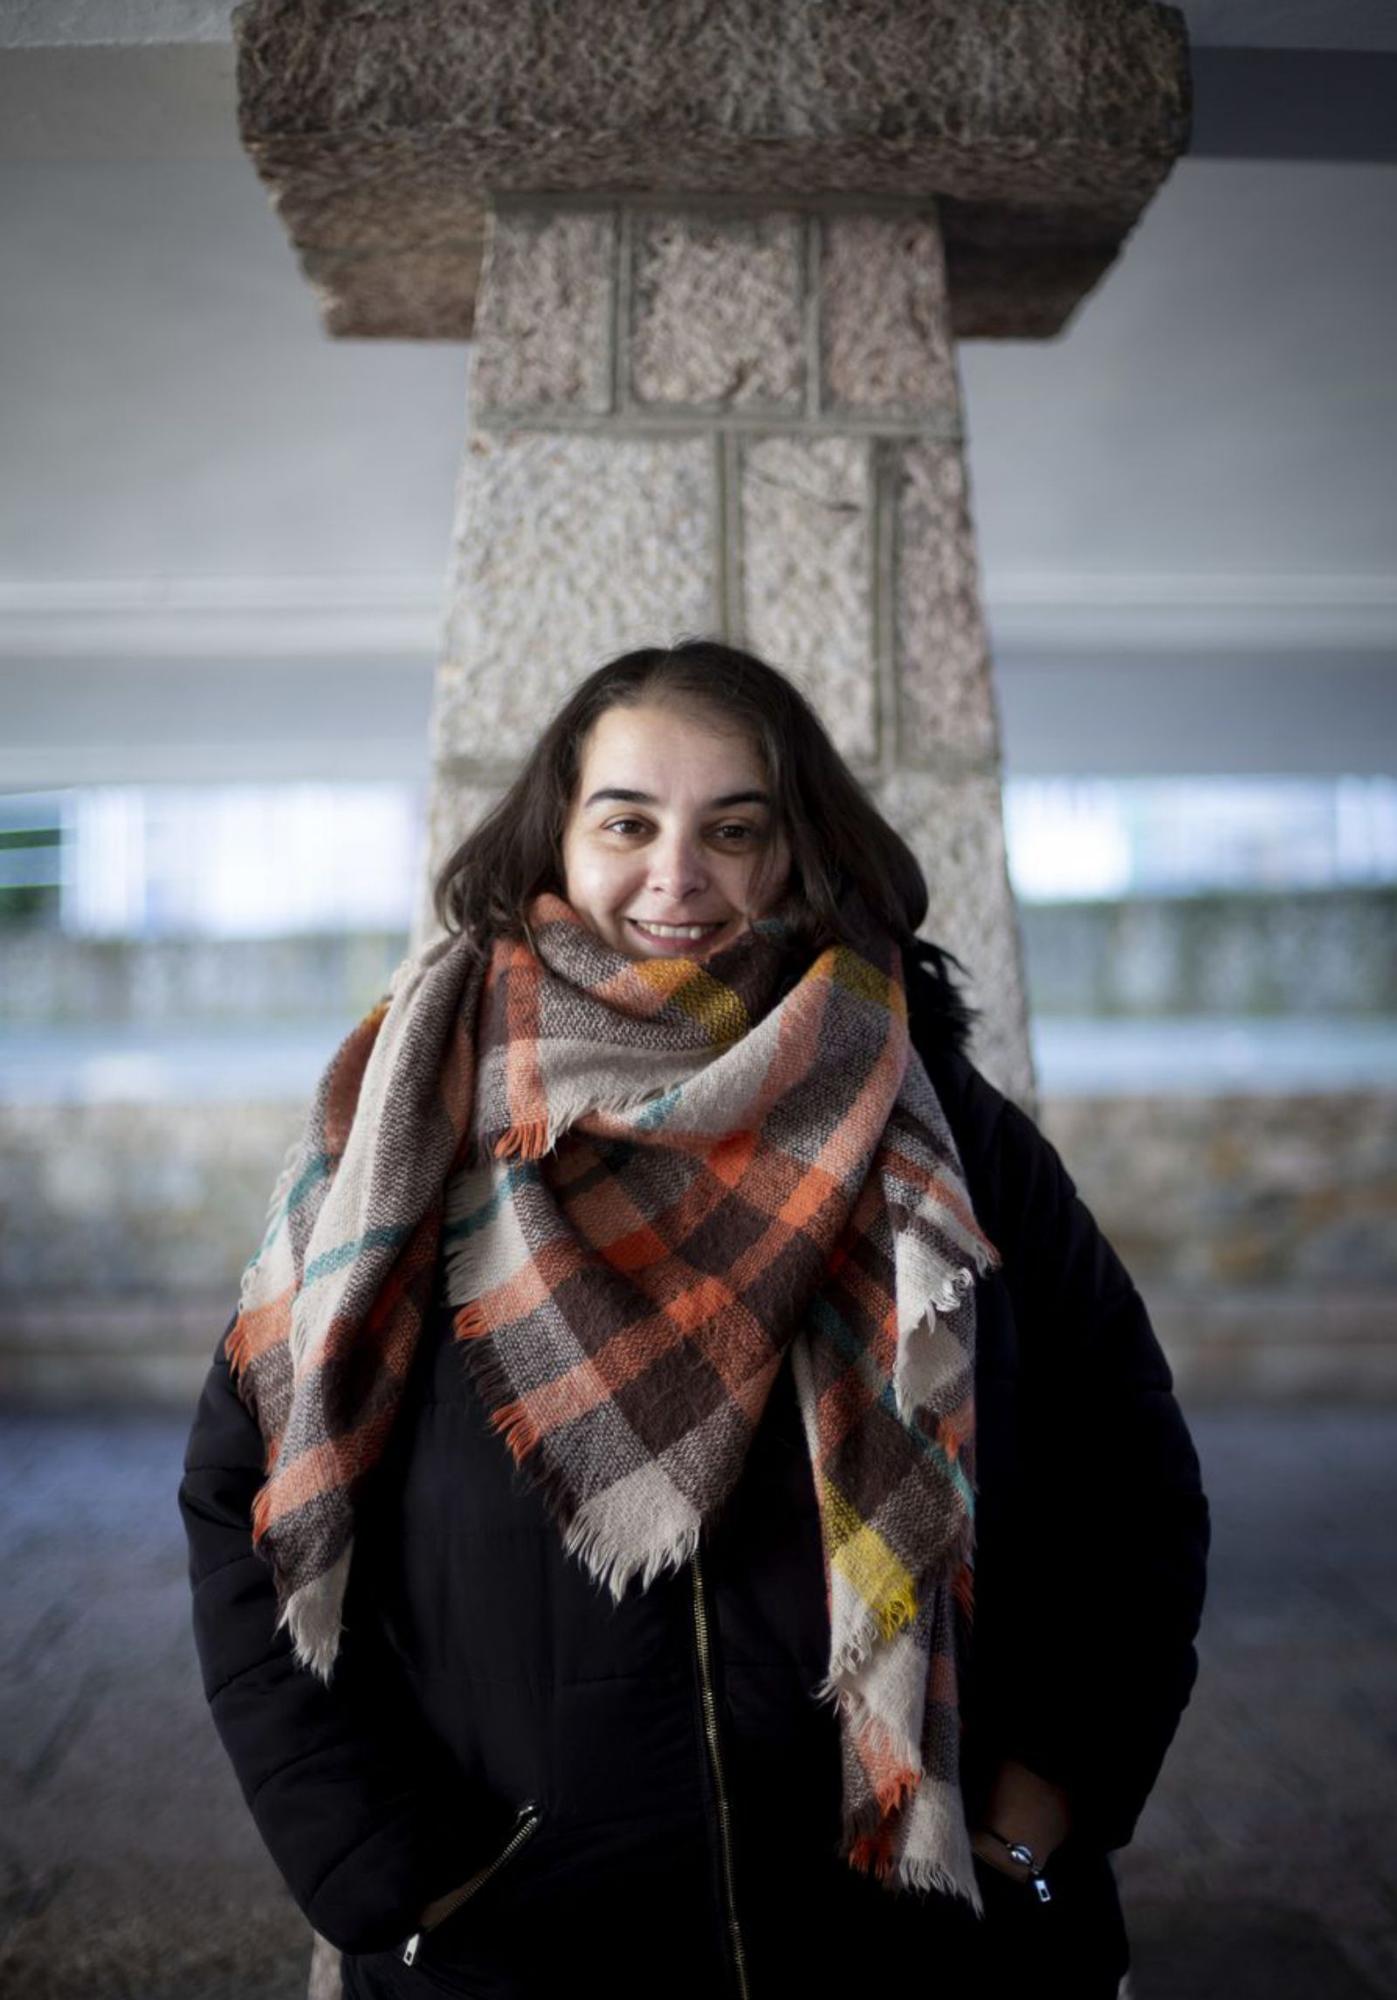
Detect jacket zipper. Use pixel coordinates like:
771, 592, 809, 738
690, 1547, 752, 2000
401, 1801, 541, 1966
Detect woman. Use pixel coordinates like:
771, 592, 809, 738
179, 640, 1209, 2000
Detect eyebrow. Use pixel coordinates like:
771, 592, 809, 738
582, 787, 773, 811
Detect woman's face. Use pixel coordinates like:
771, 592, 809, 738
560, 701, 793, 962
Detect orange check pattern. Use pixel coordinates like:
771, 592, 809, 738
227, 889, 1000, 1912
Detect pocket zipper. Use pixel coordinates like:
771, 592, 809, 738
401, 1801, 542, 1967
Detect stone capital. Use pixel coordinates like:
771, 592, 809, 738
235, 0, 1190, 340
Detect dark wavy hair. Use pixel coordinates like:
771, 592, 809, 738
432, 638, 974, 1043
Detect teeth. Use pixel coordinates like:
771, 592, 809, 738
633, 921, 720, 939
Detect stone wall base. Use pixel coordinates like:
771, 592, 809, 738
1150, 1289, 1397, 1404
2, 1287, 1392, 1410
2, 1089, 1393, 1408
0, 1298, 227, 1408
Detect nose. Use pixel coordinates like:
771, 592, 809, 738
647, 827, 709, 901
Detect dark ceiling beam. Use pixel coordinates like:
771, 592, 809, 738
1189, 48, 1397, 161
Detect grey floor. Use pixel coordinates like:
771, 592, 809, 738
0, 1404, 1394, 1999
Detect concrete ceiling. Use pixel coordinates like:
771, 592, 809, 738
0, 2, 1393, 784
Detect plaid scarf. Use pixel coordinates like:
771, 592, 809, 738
227, 889, 1000, 1912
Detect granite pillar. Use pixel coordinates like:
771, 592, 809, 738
232, 0, 1192, 1112
427, 195, 1034, 1103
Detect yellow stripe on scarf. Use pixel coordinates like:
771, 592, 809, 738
633, 957, 750, 1045
829, 945, 907, 1021
823, 1475, 920, 1641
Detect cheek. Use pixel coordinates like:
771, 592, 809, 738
564, 843, 638, 911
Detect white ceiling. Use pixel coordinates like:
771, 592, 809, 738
0, 5, 1393, 784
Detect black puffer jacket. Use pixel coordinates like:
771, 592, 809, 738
178, 946, 1210, 1999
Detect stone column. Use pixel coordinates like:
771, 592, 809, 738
427, 194, 1034, 1102
234, 0, 1191, 1116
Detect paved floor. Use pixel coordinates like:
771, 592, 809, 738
0, 1403, 1394, 1999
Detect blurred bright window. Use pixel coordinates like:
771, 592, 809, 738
1004, 775, 1397, 902
1, 784, 426, 937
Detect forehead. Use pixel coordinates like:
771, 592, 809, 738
577, 702, 763, 783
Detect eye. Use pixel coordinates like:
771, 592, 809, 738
712, 823, 761, 843
602, 817, 647, 836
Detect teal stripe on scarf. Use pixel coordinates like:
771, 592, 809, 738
250, 1152, 333, 1268
304, 1223, 412, 1288
441, 1162, 536, 1243
634, 1086, 682, 1131
806, 1293, 975, 1518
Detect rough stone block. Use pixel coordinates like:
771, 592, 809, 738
236, 0, 1191, 346
820, 214, 958, 416
270, 161, 1129, 343
0, 1102, 300, 1298
738, 436, 876, 764
260, 143, 487, 252
437, 432, 716, 766
302, 241, 485, 341
876, 768, 1034, 1108
892, 441, 999, 765
629, 212, 804, 412
472, 208, 615, 415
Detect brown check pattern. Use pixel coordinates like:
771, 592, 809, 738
228, 888, 1000, 1912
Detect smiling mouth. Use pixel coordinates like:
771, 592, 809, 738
627, 918, 727, 942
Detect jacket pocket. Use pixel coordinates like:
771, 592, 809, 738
972, 1838, 1130, 1985
400, 1801, 544, 1967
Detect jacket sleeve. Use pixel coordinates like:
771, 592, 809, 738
949, 1063, 1211, 1853
177, 1321, 512, 1955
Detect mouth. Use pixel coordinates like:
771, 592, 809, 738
627, 917, 729, 951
